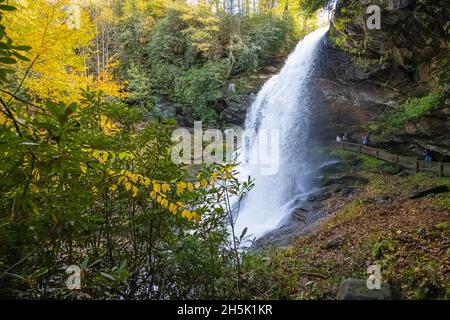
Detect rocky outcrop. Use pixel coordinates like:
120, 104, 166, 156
315, 0, 450, 159
398, 105, 450, 157
218, 95, 254, 125
330, 0, 449, 85
252, 157, 369, 249
218, 62, 285, 125
314, 40, 401, 136
337, 278, 401, 300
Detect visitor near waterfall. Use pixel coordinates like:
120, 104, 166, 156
361, 134, 371, 146
337, 133, 349, 143
423, 149, 433, 162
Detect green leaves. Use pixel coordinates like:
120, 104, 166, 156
0, 3, 31, 84
0, 4, 16, 12
0, 2, 263, 301
298, 0, 329, 15
382, 90, 443, 132
239, 227, 248, 241
100, 272, 115, 281
64, 102, 78, 117
174, 61, 227, 124
0, 57, 16, 64
12, 45, 32, 51
44, 101, 78, 126
11, 50, 30, 62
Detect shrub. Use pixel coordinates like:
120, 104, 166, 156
175, 61, 228, 124
377, 90, 444, 134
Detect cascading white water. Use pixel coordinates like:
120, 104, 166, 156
235, 27, 329, 240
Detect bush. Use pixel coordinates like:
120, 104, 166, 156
376, 90, 444, 134
0, 90, 252, 298
175, 61, 228, 124
391, 91, 443, 126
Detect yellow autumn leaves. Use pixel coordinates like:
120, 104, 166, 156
4, 0, 128, 103
114, 169, 202, 222
113, 168, 233, 223
0, 112, 9, 126
84, 149, 135, 165
5, 0, 94, 103
82, 148, 235, 223
99, 115, 119, 135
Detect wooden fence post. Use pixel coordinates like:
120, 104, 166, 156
358, 144, 361, 154
376, 149, 379, 159
415, 158, 419, 172
439, 162, 443, 177
395, 154, 399, 164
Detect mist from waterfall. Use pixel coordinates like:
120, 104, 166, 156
235, 27, 329, 240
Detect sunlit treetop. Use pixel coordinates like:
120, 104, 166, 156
5, 0, 94, 102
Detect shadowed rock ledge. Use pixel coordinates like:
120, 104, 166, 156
313, 0, 450, 159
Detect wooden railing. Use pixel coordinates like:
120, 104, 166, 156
340, 141, 450, 177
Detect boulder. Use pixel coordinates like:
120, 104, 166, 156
321, 238, 342, 250
321, 174, 368, 187
219, 96, 250, 125
307, 189, 332, 202
375, 194, 394, 204
337, 278, 401, 300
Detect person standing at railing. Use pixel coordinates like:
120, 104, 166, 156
336, 134, 343, 143
343, 133, 349, 141
423, 149, 433, 162
361, 135, 369, 145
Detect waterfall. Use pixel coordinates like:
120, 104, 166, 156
235, 27, 329, 240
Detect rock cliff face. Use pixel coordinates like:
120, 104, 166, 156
315, 0, 450, 159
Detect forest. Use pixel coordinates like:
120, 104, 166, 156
0, 0, 449, 301
0, 0, 327, 299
